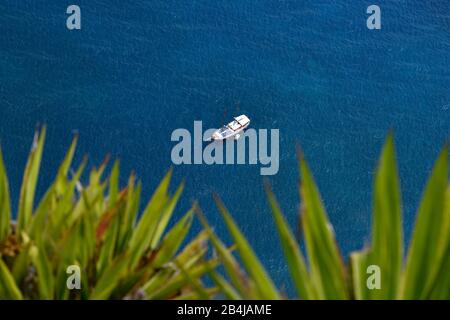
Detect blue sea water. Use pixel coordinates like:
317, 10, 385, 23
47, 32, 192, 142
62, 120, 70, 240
0, 1, 449, 296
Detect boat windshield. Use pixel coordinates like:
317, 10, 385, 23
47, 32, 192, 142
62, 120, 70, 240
227, 120, 241, 131
217, 126, 233, 137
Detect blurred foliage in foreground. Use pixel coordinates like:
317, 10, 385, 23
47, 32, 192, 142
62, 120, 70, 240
0, 129, 448, 299
0, 127, 216, 299
205, 134, 449, 300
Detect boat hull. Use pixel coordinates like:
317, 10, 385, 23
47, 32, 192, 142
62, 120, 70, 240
211, 123, 249, 141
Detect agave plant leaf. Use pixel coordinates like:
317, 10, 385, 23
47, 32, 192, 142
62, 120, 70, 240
52, 211, 95, 298
56, 160, 96, 232
78, 211, 97, 269
144, 259, 218, 299
115, 196, 191, 296
349, 249, 369, 299
108, 160, 120, 208
402, 146, 449, 299
90, 254, 130, 299
150, 181, 185, 249
54, 135, 78, 195
95, 205, 122, 276
29, 245, 54, 299
44, 158, 87, 241
11, 242, 31, 284
72, 163, 108, 224
53, 219, 84, 299
59, 135, 78, 175
209, 271, 242, 300
427, 220, 450, 300
0, 147, 11, 244
116, 176, 141, 254
174, 288, 219, 300
174, 260, 211, 300
128, 169, 172, 269
152, 209, 194, 268
427, 236, 450, 298
175, 230, 209, 267
140, 268, 172, 298
96, 189, 128, 275
443, 186, 450, 249
28, 187, 54, 245
213, 195, 281, 300
17, 127, 46, 235
299, 156, 348, 299
427, 186, 450, 299
265, 183, 315, 299
55, 264, 75, 300
92, 161, 122, 276
371, 134, 402, 299
0, 257, 22, 299
195, 205, 256, 299
355, 133, 402, 299
114, 269, 152, 299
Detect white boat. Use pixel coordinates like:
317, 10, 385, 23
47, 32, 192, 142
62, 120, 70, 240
211, 115, 250, 140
